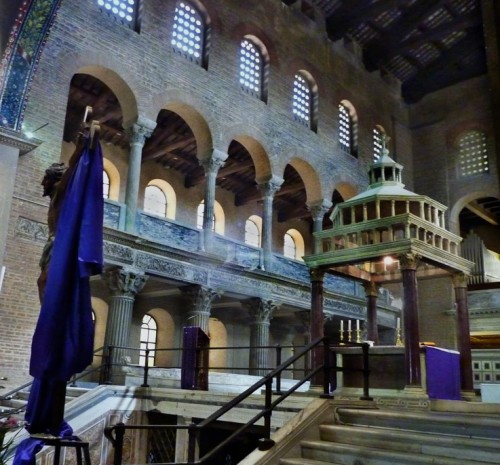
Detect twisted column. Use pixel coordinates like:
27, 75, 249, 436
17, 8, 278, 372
258, 176, 283, 271
180, 284, 221, 334
399, 253, 421, 387
245, 298, 277, 376
102, 267, 148, 382
200, 150, 227, 251
125, 117, 156, 232
453, 272, 473, 392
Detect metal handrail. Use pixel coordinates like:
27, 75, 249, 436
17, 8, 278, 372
104, 337, 371, 465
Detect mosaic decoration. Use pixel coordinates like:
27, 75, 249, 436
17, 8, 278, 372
0, 0, 62, 130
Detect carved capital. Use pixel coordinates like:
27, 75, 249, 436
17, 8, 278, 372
398, 253, 420, 271
128, 119, 155, 145
258, 176, 284, 198
180, 284, 221, 313
452, 271, 468, 289
244, 298, 278, 324
307, 200, 332, 222
200, 156, 226, 174
104, 267, 148, 297
362, 281, 380, 297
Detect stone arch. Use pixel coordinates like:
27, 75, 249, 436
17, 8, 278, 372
334, 181, 358, 201
287, 157, 323, 204
76, 65, 138, 127
230, 134, 273, 181
103, 158, 120, 201
449, 190, 499, 236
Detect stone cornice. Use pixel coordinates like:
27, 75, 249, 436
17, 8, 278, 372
0, 127, 42, 154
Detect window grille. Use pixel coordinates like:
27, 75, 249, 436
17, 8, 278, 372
458, 130, 489, 176
339, 104, 352, 153
103, 170, 110, 199
244, 218, 260, 247
284, 232, 297, 259
96, 0, 139, 30
292, 73, 311, 127
144, 185, 167, 217
172, 2, 204, 65
139, 315, 157, 367
239, 39, 263, 99
373, 127, 383, 161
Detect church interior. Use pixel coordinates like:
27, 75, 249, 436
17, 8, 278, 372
1, 0, 500, 464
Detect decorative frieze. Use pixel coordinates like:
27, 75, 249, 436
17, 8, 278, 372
15, 216, 48, 242
104, 241, 134, 263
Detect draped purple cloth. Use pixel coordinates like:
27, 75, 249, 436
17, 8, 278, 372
425, 346, 461, 400
13, 135, 103, 465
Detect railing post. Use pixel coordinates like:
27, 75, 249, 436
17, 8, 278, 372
274, 344, 282, 395
142, 348, 150, 387
114, 423, 125, 465
360, 342, 373, 401
188, 422, 197, 463
101, 345, 114, 384
257, 378, 275, 451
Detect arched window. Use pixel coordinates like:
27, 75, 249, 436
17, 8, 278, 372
171, 1, 208, 68
283, 232, 296, 259
245, 216, 261, 247
373, 126, 385, 161
283, 228, 305, 261
139, 314, 157, 367
292, 71, 317, 131
457, 130, 489, 176
96, 0, 140, 30
144, 185, 167, 217
339, 101, 358, 157
197, 200, 225, 234
103, 170, 110, 199
239, 36, 267, 102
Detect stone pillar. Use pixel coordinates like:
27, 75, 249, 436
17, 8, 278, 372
308, 200, 332, 254
399, 253, 421, 388
103, 267, 148, 383
363, 281, 380, 344
258, 176, 283, 271
180, 284, 220, 334
310, 268, 325, 387
244, 298, 277, 376
200, 150, 227, 252
453, 272, 474, 392
124, 117, 156, 233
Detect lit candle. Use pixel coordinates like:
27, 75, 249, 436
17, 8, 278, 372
397, 317, 400, 330
348, 320, 351, 331
356, 319, 360, 331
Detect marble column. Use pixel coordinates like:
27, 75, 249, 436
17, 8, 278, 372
180, 284, 220, 334
258, 176, 283, 272
308, 200, 332, 254
399, 253, 421, 387
102, 267, 148, 383
362, 281, 380, 344
453, 272, 474, 392
200, 149, 227, 252
124, 117, 156, 233
245, 298, 277, 376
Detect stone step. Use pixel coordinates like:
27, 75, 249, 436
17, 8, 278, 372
320, 424, 500, 464
299, 440, 494, 465
336, 407, 500, 439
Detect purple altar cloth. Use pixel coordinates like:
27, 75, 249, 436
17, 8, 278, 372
425, 346, 461, 400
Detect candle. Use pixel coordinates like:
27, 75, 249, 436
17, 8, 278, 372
340, 320, 344, 333
356, 319, 360, 331
397, 317, 400, 330
348, 320, 351, 331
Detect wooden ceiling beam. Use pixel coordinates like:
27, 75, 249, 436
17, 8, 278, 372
363, 0, 448, 71
143, 136, 196, 161
465, 200, 499, 226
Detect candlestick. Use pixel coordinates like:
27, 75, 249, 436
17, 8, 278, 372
356, 319, 360, 331
339, 319, 344, 344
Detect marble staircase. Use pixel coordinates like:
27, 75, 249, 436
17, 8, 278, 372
279, 406, 500, 465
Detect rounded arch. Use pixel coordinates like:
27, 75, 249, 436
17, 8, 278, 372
449, 190, 499, 236
91, 297, 108, 366
227, 132, 273, 180
287, 157, 323, 203
77, 65, 138, 127
197, 199, 225, 234
146, 178, 177, 219
208, 317, 227, 372
334, 181, 359, 201
103, 158, 120, 201
284, 228, 305, 261
147, 308, 176, 367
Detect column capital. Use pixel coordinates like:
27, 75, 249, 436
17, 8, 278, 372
310, 267, 325, 282
200, 155, 226, 174
452, 271, 468, 288
180, 284, 221, 311
103, 267, 148, 297
307, 199, 333, 222
127, 116, 156, 145
399, 252, 421, 270
244, 298, 278, 324
257, 175, 284, 197
362, 280, 380, 297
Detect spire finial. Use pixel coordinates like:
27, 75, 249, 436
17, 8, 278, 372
381, 133, 391, 156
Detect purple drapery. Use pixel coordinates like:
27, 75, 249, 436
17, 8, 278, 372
425, 346, 461, 400
13, 135, 103, 465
